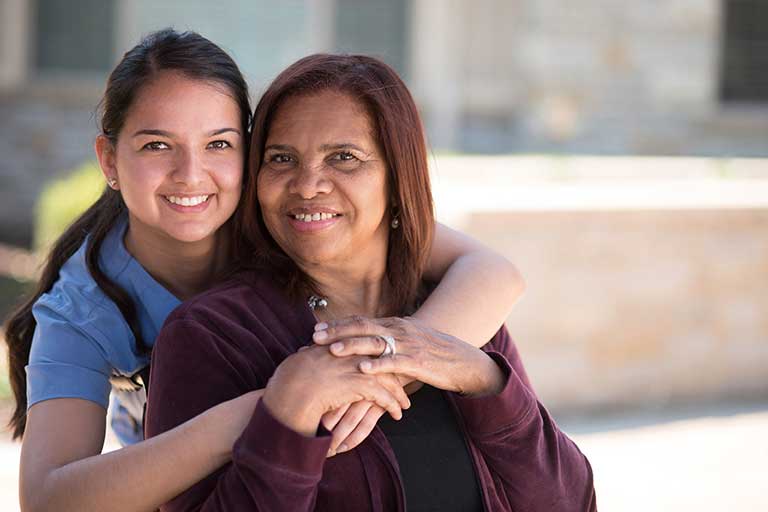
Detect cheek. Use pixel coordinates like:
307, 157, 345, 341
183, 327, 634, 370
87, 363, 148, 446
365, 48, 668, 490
117, 158, 166, 197
360, 176, 389, 221
256, 172, 285, 212
213, 158, 245, 192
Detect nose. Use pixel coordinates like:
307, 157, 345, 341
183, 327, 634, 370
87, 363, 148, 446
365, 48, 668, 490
288, 162, 333, 199
170, 147, 206, 187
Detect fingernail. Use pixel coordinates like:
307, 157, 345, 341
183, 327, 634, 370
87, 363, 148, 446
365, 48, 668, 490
313, 330, 328, 341
337, 443, 349, 453
314, 322, 328, 332
359, 361, 372, 371
331, 342, 344, 352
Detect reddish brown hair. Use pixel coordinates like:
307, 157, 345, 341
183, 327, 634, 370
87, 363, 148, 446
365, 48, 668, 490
236, 54, 434, 314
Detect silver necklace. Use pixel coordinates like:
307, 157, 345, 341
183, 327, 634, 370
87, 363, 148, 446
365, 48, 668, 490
307, 295, 329, 311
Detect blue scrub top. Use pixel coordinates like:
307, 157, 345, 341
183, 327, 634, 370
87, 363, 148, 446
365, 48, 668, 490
27, 214, 181, 444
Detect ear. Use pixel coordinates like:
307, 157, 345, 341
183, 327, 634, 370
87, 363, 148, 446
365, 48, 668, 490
95, 135, 119, 189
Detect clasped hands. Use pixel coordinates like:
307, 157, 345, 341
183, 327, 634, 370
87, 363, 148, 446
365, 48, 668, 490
261, 316, 504, 457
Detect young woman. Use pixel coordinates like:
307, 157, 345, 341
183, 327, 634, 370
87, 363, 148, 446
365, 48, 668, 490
4, 30, 524, 512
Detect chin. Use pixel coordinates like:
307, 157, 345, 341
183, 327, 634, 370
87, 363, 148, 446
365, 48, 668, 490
165, 224, 219, 244
288, 246, 347, 268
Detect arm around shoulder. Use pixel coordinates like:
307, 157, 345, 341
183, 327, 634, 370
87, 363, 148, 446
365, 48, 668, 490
416, 222, 525, 346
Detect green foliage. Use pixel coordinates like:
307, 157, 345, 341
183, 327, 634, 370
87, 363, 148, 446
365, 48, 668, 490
34, 161, 105, 250
0, 364, 10, 400
0, 275, 25, 399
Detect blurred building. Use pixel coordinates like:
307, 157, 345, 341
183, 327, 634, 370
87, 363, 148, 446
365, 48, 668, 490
1, 0, 766, 245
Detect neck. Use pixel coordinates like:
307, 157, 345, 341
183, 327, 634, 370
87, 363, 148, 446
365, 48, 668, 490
306, 262, 392, 320
124, 217, 230, 300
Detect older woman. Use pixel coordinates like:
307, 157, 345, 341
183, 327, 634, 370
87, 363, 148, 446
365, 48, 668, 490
146, 54, 596, 511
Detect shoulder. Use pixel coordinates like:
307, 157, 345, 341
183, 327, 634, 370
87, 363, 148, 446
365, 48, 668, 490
153, 271, 313, 386
161, 271, 314, 351
169, 271, 300, 326
31, 240, 133, 362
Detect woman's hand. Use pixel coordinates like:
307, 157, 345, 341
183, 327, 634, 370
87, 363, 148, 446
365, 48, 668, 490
321, 401, 386, 457
319, 369, 406, 457
262, 344, 411, 437
313, 316, 505, 397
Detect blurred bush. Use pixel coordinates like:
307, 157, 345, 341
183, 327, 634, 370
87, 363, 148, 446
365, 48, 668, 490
34, 161, 104, 250
0, 276, 30, 400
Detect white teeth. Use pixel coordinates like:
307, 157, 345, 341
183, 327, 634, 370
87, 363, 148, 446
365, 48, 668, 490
166, 195, 210, 206
293, 212, 338, 222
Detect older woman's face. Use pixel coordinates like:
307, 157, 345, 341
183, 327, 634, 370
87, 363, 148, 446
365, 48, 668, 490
257, 91, 390, 272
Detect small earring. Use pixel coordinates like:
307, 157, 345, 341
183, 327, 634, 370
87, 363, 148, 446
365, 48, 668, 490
107, 177, 118, 189
390, 203, 401, 229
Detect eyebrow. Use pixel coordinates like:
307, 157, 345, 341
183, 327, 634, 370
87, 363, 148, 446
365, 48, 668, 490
264, 144, 295, 152
263, 143, 365, 152
132, 127, 241, 138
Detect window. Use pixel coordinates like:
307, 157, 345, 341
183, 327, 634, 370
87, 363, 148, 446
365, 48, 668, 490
721, 0, 768, 102
334, 0, 409, 78
34, 0, 115, 75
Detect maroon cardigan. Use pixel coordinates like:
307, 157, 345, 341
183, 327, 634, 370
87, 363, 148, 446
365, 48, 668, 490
145, 272, 597, 511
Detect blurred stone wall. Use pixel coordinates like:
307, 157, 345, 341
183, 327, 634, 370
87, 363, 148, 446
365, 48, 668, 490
0, 96, 100, 247
429, 155, 768, 412
466, 209, 768, 412
411, 0, 768, 155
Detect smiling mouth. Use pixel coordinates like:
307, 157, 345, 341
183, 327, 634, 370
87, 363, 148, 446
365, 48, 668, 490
291, 212, 341, 223
164, 194, 211, 207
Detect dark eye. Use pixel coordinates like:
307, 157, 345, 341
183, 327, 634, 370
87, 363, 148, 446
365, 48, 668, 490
269, 154, 294, 164
143, 141, 169, 151
333, 152, 357, 162
208, 140, 231, 150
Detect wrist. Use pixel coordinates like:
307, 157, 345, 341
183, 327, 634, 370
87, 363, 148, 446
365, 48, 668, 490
464, 353, 505, 397
480, 354, 505, 396
262, 387, 321, 437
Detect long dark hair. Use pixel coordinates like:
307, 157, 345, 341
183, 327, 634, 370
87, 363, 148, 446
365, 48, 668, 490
237, 54, 434, 315
3, 28, 251, 440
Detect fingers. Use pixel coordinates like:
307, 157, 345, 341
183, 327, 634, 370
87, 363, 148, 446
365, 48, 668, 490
359, 355, 419, 382
313, 315, 398, 345
321, 403, 350, 432
355, 375, 405, 422
327, 401, 372, 457
375, 373, 411, 413
327, 336, 387, 358
330, 405, 386, 457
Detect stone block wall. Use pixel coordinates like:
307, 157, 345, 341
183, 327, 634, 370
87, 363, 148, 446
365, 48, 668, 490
412, 0, 768, 156
462, 208, 768, 412
0, 97, 100, 247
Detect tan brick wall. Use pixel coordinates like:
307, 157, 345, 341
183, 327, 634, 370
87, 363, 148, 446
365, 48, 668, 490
463, 208, 768, 412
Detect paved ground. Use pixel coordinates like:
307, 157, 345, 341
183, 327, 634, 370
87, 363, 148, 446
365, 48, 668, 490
569, 404, 768, 511
0, 402, 765, 511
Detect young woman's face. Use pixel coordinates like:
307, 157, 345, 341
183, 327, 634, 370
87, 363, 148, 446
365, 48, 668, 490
110, 71, 244, 244
257, 90, 390, 273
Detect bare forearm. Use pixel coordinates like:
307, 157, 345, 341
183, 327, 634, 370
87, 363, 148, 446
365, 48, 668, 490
414, 251, 525, 346
23, 391, 261, 512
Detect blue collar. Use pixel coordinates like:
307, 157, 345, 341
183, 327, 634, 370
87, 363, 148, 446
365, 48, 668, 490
98, 214, 181, 348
